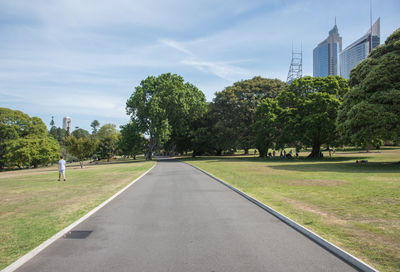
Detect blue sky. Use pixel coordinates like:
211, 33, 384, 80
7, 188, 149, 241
0, 0, 399, 131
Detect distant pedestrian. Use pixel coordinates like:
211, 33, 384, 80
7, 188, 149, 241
58, 156, 66, 181
273, 150, 276, 158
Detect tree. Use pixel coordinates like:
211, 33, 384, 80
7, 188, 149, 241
126, 73, 206, 160
95, 124, 119, 161
278, 76, 349, 157
337, 28, 400, 148
90, 120, 100, 135
50, 116, 55, 128
65, 136, 98, 168
71, 128, 91, 139
0, 108, 60, 169
49, 127, 67, 142
253, 98, 282, 157
213, 77, 287, 154
118, 122, 147, 159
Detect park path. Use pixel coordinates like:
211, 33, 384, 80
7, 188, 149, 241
15, 159, 357, 272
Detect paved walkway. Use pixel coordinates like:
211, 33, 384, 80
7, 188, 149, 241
16, 159, 357, 272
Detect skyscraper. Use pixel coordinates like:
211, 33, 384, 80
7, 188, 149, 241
339, 18, 380, 79
63, 117, 71, 133
313, 23, 342, 77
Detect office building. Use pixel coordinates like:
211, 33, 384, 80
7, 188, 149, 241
313, 23, 342, 77
339, 18, 380, 79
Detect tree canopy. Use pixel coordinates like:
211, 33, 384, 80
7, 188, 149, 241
65, 136, 98, 168
71, 128, 91, 139
277, 76, 349, 157
337, 28, 400, 147
118, 122, 147, 159
126, 73, 207, 159
212, 77, 287, 154
0, 108, 60, 169
95, 124, 119, 161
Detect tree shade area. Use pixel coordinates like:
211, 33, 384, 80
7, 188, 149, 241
337, 28, 400, 148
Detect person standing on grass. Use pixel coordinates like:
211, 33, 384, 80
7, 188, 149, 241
58, 156, 66, 181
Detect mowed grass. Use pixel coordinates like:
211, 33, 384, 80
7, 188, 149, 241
0, 158, 155, 270
184, 147, 400, 272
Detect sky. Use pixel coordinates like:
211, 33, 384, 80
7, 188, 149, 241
0, 0, 399, 132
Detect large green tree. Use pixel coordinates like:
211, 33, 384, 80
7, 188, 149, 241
118, 122, 147, 159
253, 98, 282, 157
71, 128, 91, 139
49, 127, 67, 143
0, 108, 60, 169
126, 73, 207, 160
337, 28, 400, 147
213, 77, 287, 154
90, 120, 100, 135
278, 76, 349, 157
65, 136, 98, 168
95, 124, 119, 162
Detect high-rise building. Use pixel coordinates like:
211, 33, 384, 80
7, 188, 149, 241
313, 23, 342, 77
62, 117, 71, 133
339, 18, 380, 79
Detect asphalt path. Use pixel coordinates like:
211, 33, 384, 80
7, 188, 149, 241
16, 159, 357, 272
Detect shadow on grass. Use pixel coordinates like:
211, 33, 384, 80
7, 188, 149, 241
91, 158, 147, 166
268, 161, 400, 174
180, 156, 400, 174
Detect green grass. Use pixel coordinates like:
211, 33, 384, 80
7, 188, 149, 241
183, 147, 400, 272
0, 158, 155, 270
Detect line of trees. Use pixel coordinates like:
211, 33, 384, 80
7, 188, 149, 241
2, 29, 398, 166
124, 28, 399, 159
0, 110, 148, 170
0, 108, 60, 170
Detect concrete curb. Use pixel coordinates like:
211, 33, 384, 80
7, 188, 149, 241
184, 161, 378, 272
2, 163, 156, 272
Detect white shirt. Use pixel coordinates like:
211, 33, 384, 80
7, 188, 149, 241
58, 159, 66, 171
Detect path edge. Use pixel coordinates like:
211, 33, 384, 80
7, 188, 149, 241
1, 163, 156, 272
184, 161, 378, 272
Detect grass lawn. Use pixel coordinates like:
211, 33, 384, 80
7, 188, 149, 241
183, 147, 400, 272
0, 158, 155, 270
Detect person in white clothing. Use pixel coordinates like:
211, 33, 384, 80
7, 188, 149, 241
58, 156, 67, 181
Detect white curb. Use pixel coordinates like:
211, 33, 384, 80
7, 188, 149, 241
185, 161, 378, 272
2, 163, 156, 272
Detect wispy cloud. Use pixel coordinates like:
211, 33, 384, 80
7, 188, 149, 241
0, 0, 398, 130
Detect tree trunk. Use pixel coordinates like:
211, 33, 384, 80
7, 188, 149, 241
308, 139, 322, 158
216, 149, 222, 156
244, 148, 249, 155
258, 148, 264, 158
146, 136, 154, 160
80, 160, 84, 168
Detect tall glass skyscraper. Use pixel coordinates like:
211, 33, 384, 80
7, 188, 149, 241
339, 18, 380, 79
313, 24, 342, 77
